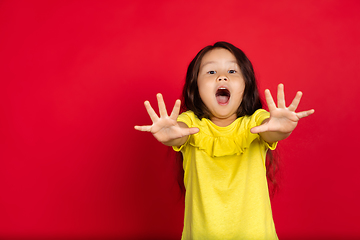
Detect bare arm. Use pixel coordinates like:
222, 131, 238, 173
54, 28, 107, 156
134, 93, 199, 146
251, 84, 315, 144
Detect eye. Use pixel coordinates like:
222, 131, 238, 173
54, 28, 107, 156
207, 70, 216, 74
228, 70, 236, 74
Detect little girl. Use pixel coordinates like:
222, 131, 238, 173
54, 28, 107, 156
135, 42, 314, 240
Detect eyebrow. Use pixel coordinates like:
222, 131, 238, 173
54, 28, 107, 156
201, 60, 238, 68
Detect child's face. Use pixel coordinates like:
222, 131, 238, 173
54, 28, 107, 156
197, 48, 245, 123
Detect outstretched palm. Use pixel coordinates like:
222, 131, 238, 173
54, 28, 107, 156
134, 93, 199, 144
251, 84, 314, 134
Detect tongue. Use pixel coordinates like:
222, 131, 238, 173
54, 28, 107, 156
216, 95, 229, 104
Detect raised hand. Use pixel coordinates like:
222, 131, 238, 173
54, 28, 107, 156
251, 84, 314, 138
134, 93, 199, 146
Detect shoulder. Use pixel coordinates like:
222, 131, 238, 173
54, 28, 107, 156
178, 110, 196, 119
177, 110, 203, 128
242, 109, 270, 127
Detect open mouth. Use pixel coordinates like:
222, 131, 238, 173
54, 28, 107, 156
215, 87, 230, 105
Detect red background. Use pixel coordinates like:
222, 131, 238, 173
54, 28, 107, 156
1, 1, 359, 239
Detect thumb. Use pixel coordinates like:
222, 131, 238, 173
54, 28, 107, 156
183, 127, 199, 136
250, 124, 268, 134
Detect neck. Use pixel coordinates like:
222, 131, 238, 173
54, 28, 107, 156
210, 114, 237, 127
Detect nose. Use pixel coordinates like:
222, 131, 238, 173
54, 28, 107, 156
217, 76, 228, 81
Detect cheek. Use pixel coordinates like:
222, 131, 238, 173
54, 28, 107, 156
232, 85, 245, 103
234, 79, 245, 94
198, 81, 212, 96
233, 81, 245, 93
233, 94, 243, 105
198, 88, 211, 103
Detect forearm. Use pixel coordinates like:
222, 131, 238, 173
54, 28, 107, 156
259, 131, 291, 144
162, 135, 189, 147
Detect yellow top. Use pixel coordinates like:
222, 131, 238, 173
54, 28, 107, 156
173, 109, 278, 240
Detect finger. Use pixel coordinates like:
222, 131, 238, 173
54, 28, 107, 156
144, 100, 159, 123
134, 125, 152, 132
265, 89, 277, 112
157, 93, 168, 118
288, 91, 302, 112
170, 99, 181, 121
181, 127, 199, 136
250, 124, 269, 134
277, 83, 286, 108
296, 109, 315, 119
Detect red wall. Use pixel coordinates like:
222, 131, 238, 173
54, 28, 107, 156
1, 1, 359, 239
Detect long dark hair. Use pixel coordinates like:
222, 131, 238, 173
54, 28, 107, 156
176, 41, 278, 197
